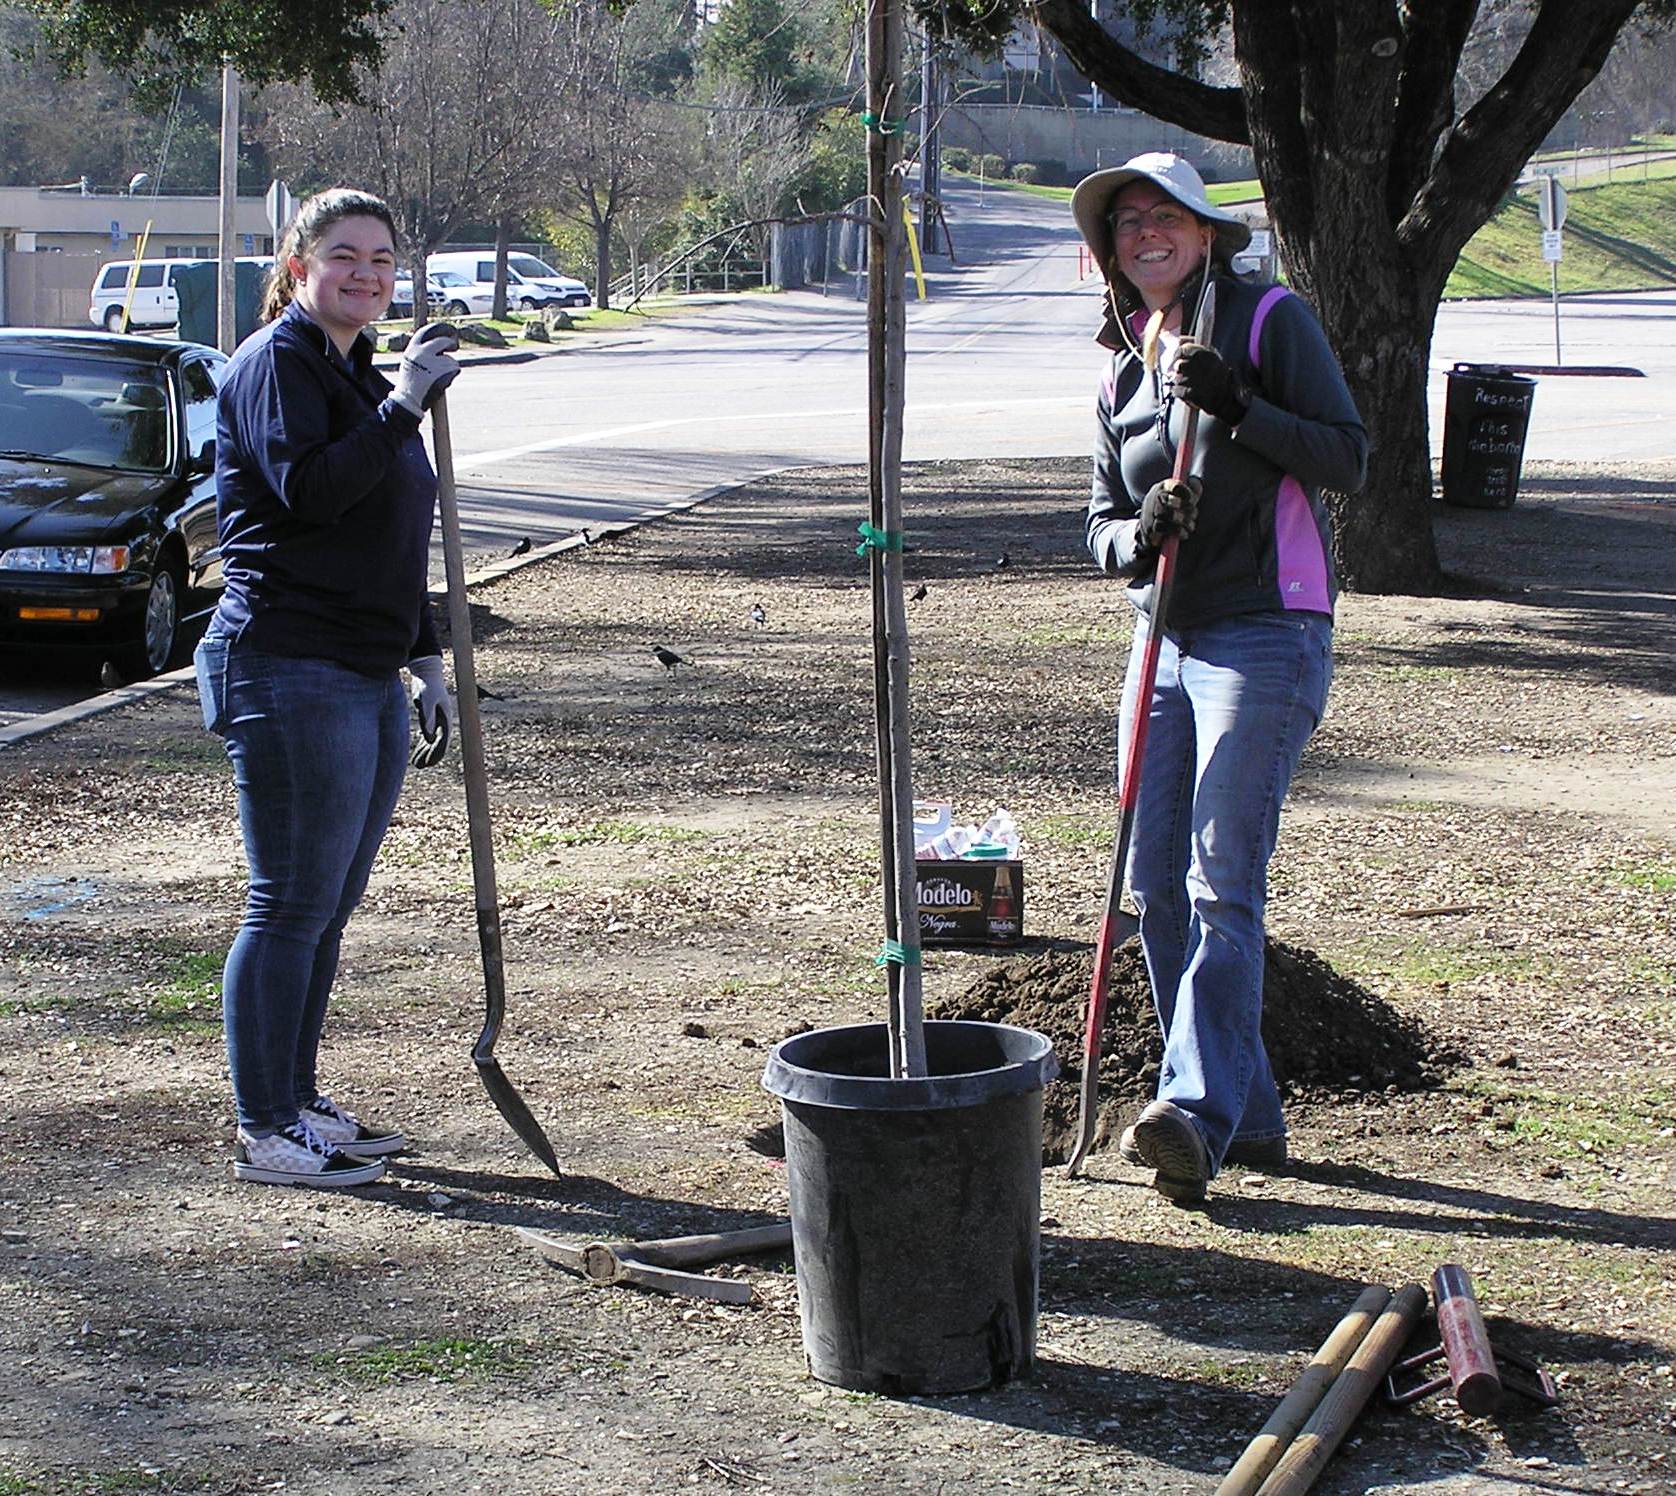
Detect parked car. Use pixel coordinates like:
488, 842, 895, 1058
89, 256, 272, 334
429, 269, 496, 318
505, 254, 592, 309
428, 251, 591, 310
0, 329, 227, 678
390, 275, 445, 321
89, 257, 202, 332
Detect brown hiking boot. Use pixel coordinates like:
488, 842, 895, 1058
1131, 1100, 1211, 1203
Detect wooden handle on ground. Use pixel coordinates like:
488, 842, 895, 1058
1215, 1285, 1391, 1496
1256, 1283, 1429, 1496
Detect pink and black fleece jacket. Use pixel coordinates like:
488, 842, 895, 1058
1085, 272, 1368, 628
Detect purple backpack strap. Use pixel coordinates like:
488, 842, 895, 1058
1249, 286, 1292, 369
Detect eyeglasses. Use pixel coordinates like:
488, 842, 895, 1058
1109, 204, 1193, 237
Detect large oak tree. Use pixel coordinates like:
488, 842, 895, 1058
956, 1, 1674, 592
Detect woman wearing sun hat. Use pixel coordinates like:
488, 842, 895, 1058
1073, 151, 1368, 1202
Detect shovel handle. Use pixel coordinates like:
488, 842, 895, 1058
431, 396, 503, 1036
432, 398, 561, 1176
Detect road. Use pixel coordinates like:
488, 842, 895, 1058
5, 176, 1675, 726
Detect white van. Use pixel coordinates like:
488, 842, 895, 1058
89, 256, 275, 333
428, 251, 591, 310
89, 258, 202, 332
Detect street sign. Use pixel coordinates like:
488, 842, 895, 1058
1541, 230, 1563, 262
264, 179, 294, 246
1538, 175, 1568, 232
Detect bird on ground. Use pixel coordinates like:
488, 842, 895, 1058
509, 536, 532, 557
578, 528, 594, 546
651, 645, 691, 673
99, 660, 125, 690
476, 684, 508, 702
750, 603, 766, 629
909, 583, 928, 602
995, 552, 1010, 570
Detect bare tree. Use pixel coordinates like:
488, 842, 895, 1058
702, 79, 814, 279
259, 0, 562, 316
547, 0, 695, 309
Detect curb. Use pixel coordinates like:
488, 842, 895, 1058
372, 333, 652, 373
1502, 364, 1645, 378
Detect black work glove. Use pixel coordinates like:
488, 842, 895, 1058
1170, 343, 1250, 425
1137, 476, 1201, 550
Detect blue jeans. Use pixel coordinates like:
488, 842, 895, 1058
1118, 609, 1332, 1173
195, 634, 409, 1131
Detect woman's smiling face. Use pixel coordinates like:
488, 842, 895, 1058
1110, 181, 1208, 310
289, 214, 396, 350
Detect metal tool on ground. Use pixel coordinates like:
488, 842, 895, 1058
432, 395, 562, 1177
519, 1221, 790, 1304
1217, 1285, 1391, 1496
1255, 1282, 1428, 1496
1067, 280, 1217, 1176
1387, 1262, 1559, 1415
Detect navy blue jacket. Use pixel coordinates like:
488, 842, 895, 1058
209, 302, 440, 674
1087, 273, 1367, 628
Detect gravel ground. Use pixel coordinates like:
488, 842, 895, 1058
0, 456, 1672, 1495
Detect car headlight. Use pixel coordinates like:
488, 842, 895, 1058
0, 545, 131, 574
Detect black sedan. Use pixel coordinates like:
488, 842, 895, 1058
0, 329, 227, 678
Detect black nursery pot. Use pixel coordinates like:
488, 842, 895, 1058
761, 1020, 1058, 1396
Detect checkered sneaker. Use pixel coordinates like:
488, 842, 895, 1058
302, 1095, 407, 1157
233, 1118, 386, 1189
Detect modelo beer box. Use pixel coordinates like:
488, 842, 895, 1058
916, 857, 1024, 946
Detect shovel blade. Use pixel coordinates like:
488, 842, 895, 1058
474, 1054, 563, 1176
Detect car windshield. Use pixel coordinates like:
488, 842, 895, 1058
508, 256, 560, 280
431, 270, 471, 287
0, 352, 171, 473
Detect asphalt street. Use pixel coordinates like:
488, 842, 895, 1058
3, 176, 1673, 726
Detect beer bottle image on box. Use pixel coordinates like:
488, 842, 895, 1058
988, 863, 1019, 942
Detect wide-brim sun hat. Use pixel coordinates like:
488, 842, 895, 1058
1072, 151, 1251, 273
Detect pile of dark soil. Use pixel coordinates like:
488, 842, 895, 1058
931, 938, 1464, 1163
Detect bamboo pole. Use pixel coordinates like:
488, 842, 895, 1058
864, 0, 925, 1078
1215, 1286, 1391, 1496
1255, 1283, 1429, 1496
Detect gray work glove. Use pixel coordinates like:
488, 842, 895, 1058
391, 322, 460, 416
1137, 476, 1202, 551
407, 654, 452, 768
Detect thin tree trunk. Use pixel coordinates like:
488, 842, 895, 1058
594, 217, 613, 310
492, 214, 511, 322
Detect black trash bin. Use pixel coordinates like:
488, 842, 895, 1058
1440, 363, 1537, 509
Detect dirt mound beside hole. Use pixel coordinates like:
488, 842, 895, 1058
930, 937, 1463, 1164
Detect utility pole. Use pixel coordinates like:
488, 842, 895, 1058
920, 37, 941, 254
216, 63, 239, 353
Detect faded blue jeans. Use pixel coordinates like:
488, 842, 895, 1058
195, 633, 408, 1132
1118, 609, 1332, 1174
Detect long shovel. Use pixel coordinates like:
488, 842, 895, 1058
431, 393, 562, 1176
1066, 281, 1216, 1177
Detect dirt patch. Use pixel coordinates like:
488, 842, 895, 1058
1, 457, 1674, 1495
934, 938, 1465, 1162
